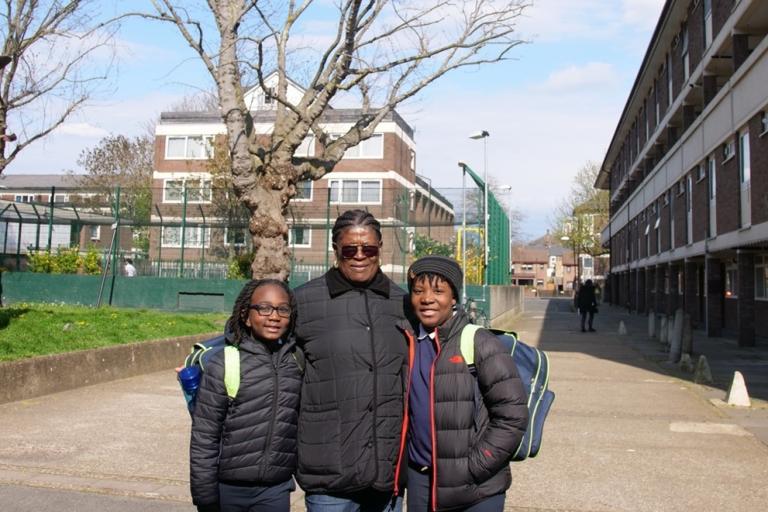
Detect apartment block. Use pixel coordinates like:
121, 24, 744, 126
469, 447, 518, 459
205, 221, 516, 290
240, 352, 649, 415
597, 0, 768, 344
151, 73, 454, 279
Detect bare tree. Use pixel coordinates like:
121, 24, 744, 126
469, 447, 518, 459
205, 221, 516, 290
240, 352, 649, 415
0, 1, 119, 174
144, 0, 530, 280
551, 161, 609, 259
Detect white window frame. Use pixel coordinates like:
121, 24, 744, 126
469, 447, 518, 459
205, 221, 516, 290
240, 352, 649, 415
682, 23, 690, 81
294, 179, 313, 202
14, 194, 34, 203
666, 53, 673, 108
162, 178, 213, 204
756, 255, 768, 300
342, 133, 384, 159
224, 227, 248, 247
165, 135, 214, 160
89, 225, 101, 241
329, 178, 382, 204
289, 226, 312, 248
704, 0, 713, 48
739, 130, 751, 184
161, 226, 210, 248
722, 139, 735, 162
761, 111, 768, 136
696, 163, 706, 182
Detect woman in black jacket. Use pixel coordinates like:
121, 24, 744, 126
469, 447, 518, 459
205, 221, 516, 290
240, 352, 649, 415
576, 279, 598, 332
395, 256, 528, 511
190, 279, 303, 512
294, 209, 408, 512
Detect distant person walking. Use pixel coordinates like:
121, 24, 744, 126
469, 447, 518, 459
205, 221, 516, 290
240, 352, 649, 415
577, 279, 598, 332
124, 258, 137, 277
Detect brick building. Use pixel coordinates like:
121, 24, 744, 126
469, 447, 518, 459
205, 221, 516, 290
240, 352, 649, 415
151, 72, 454, 279
597, 0, 768, 344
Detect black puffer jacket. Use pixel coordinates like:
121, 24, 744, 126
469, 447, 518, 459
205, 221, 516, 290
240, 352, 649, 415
395, 311, 528, 511
189, 333, 303, 508
294, 269, 408, 494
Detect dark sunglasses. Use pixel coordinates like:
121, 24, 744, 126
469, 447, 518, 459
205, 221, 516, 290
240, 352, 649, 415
249, 303, 292, 318
339, 244, 380, 259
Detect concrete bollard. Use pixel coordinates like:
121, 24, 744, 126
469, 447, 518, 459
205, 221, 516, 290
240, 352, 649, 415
681, 313, 693, 355
648, 313, 656, 338
726, 371, 751, 407
693, 355, 713, 384
618, 320, 627, 335
659, 316, 668, 344
679, 353, 694, 373
668, 309, 684, 363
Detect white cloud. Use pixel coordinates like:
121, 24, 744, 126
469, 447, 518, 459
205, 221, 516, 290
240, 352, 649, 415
54, 123, 110, 138
538, 62, 619, 92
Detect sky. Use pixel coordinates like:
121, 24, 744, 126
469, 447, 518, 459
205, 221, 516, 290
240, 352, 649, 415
3, 0, 666, 240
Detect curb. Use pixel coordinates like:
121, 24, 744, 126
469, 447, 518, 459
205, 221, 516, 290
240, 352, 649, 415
0, 332, 217, 405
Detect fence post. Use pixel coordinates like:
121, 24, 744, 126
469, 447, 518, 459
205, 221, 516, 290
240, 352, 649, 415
31, 203, 41, 251
12, 203, 22, 270
199, 204, 206, 278
154, 205, 163, 276
180, 186, 188, 278
324, 187, 331, 271
47, 186, 55, 251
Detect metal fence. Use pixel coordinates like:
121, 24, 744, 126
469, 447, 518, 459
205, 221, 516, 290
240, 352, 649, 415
1, 181, 512, 289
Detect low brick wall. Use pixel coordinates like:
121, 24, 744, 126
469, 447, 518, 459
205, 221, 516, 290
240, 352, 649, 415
0, 332, 217, 405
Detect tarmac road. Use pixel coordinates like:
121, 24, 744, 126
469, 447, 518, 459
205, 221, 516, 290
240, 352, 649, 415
1, 298, 767, 511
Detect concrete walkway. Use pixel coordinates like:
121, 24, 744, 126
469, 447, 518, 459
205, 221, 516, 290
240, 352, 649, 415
1, 298, 767, 511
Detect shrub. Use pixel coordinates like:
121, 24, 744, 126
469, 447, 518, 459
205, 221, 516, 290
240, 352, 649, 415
50, 247, 82, 274
82, 246, 102, 275
226, 253, 252, 280
27, 251, 54, 273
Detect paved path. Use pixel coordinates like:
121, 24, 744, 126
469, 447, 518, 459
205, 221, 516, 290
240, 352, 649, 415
1, 299, 767, 511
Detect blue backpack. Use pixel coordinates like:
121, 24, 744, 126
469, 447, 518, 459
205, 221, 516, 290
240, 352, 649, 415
460, 325, 555, 461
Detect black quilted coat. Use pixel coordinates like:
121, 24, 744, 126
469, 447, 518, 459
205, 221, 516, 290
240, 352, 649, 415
293, 268, 408, 494
189, 333, 303, 508
395, 311, 529, 511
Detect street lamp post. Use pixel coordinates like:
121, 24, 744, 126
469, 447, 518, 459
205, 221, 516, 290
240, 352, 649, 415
469, 130, 490, 286
457, 162, 468, 304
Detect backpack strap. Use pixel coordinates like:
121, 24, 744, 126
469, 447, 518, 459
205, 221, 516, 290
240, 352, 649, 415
223, 345, 240, 400
460, 324, 482, 369
291, 346, 305, 373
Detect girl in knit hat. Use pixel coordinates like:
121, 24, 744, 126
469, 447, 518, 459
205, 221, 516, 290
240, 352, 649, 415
394, 256, 528, 512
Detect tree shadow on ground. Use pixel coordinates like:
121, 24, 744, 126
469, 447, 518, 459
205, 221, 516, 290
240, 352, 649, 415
0, 307, 30, 330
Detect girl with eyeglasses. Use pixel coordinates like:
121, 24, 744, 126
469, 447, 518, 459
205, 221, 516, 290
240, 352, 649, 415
293, 209, 409, 512
190, 279, 304, 512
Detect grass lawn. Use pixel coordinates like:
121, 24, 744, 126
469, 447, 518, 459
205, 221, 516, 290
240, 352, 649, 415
0, 303, 228, 362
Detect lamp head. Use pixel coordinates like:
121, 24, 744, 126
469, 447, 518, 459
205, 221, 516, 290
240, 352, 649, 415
469, 130, 489, 140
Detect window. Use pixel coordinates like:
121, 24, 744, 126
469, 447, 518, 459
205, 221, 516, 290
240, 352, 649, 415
14, 194, 34, 203
539, 264, 545, 271
663, 190, 670, 206
740, 130, 751, 184
654, 84, 660, 125
704, 0, 713, 48
682, 23, 690, 80
165, 135, 214, 159
708, 157, 717, 199
163, 178, 212, 203
521, 264, 533, 271
89, 225, 101, 241
678, 180, 685, 195
725, 265, 738, 298
161, 226, 209, 248
264, 87, 275, 105
756, 256, 768, 300
697, 163, 706, 182
722, 140, 735, 161
289, 226, 311, 248
225, 228, 247, 247
761, 111, 768, 135
343, 134, 384, 159
329, 179, 381, 204
295, 136, 315, 157
410, 150, 416, 171
294, 180, 313, 201
667, 53, 673, 108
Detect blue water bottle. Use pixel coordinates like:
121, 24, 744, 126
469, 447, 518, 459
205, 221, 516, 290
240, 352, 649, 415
178, 366, 202, 414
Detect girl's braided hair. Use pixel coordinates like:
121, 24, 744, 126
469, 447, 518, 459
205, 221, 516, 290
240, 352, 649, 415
331, 209, 382, 247
226, 279, 296, 346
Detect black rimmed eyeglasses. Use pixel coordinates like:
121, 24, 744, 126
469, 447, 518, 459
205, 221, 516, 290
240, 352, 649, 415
249, 304, 292, 318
